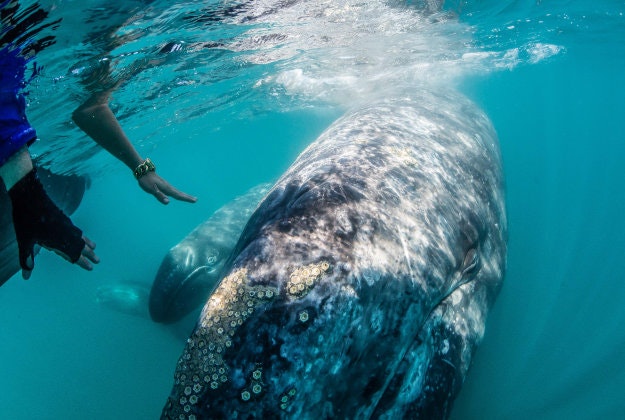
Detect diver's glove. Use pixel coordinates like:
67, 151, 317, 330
8, 168, 85, 271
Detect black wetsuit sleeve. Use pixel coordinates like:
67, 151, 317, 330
8, 168, 84, 270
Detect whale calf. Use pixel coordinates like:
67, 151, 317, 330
150, 184, 271, 324
162, 89, 507, 419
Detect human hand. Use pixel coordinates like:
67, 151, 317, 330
21, 235, 98, 280
8, 169, 100, 279
137, 171, 197, 205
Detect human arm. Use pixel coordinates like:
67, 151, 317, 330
0, 142, 32, 190
0, 147, 99, 279
1, 39, 98, 280
72, 92, 197, 204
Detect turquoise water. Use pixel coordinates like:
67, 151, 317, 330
2, 0, 624, 418
454, 32, 625, 420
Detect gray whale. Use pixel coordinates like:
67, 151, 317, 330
162, 89, 507, 419
149, 184, 270, 324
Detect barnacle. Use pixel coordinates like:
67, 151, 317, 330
299, 310, 309, 323
287, 261, 330, 299
172, 266, 288, 412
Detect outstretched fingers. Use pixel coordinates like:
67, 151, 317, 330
139, 172, 197, 204
159, 182, 197, 203
76, 236, 99, 270
49, 235, 99, 271
153, 183, 170, 204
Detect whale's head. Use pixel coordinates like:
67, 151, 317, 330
161, 94, 506, 418
161, 190, 505, 418
149, 184, 271, 325
149, 242, 226, 324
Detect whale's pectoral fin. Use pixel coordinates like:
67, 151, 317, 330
373, 283, 488, 418
96, 282, 151, 319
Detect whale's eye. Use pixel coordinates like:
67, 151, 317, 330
204, 250, 221, 271
207, 255, 218, 266
461, 248, 479, 275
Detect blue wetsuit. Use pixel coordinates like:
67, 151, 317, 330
0, 45, 36, 167
0, 46, 37, 166
1, 1, 86, 278
1, 0, 43, 167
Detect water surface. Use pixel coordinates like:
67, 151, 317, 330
1, 0, 624, 418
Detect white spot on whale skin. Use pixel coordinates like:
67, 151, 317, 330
361, 267, 381, 286
370, 308, 384, 333
451, 289, 463, 306
441, 339, 450, 355
335, 208, 354, 234
330, 359, 343, 375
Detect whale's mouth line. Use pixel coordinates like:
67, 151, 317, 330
158, 266, 212, 320
358, 272, 467, 413
181, 265, 211, 285
369, 276, 476, 412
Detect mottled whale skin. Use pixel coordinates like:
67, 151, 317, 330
150, 184, 270, 324
162, 90, 507, 419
